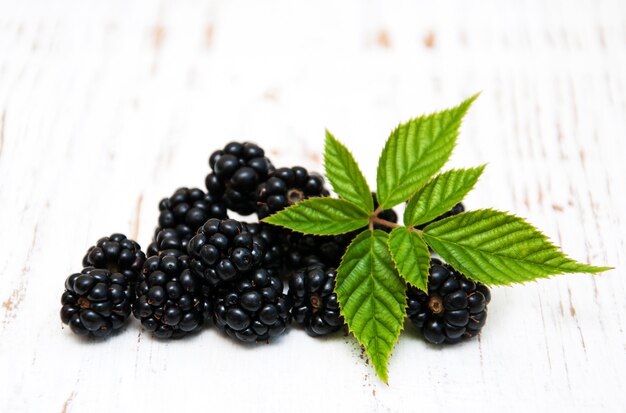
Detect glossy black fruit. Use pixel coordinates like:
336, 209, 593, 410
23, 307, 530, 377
188, 219, 267, 287
133, 250, 211, 338
205, 142, 274, 215
406, 259, 490, 344
288, 264, 344, 336
82, 233, 145, 283
60, 267, 134, 337
213, 268, 292, 342
256, 166, 329, 219
147, 187, 228, 256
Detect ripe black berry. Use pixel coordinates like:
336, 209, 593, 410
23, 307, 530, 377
133, 250, 211, 339
147, 187, 228, 256
60, 268, 134, 337
256, 166, 329, 219
205, 142, 274, 215
288, 264, 344, 336
407, 259, 490, 344
82, 233, 145, 283
187, 219, 266, 287
213, 268, 292, 342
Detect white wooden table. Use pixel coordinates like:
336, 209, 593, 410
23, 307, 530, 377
1, 0, 624, 411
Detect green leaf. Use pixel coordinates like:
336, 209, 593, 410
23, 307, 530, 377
422, 209, 612, 286
324, 130, 374, 213
336, 230, 407, 383
263, 197, 369, 235
404, 166, 485, 227
388, 227, 431, 292
376, 94, 478, 209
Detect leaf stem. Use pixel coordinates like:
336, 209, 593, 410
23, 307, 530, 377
370, 216, 401, 229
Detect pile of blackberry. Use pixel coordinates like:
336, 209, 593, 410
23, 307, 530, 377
60, 141, 489, 347
185, 218, 292, 341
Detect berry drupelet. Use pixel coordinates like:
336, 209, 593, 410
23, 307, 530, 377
256, 166, 329, 219
406, 259, 490, 344
187, 219, 264, 287
149, 228, 184, 257
60, 268, 134, 337
246, 223, 285, 270
133, 250, 211, 339
205, 142, 274, 216
82, 233, 145, 283
213, 268, 292, 342
289, 264, 343, 336
147, 187, 228, 256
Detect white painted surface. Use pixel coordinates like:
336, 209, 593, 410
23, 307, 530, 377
0, 0, 624, 411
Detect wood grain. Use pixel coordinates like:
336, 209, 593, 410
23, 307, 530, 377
0, 0, 624, 412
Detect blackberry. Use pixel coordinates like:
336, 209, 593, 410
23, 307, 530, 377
289, 264, 343, 336
187, 219, 264, 287
82, 233, 145, 283
133, 250, 211, 338
407, 259, 490, 344
147, 187, 228, 256
60, 268, 134, 337
415, 202, 465, 230
213, 268, 292, 342
205, 142, 274, 215
256, 166, 329, 219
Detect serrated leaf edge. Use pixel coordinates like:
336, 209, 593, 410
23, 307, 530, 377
376, 93, 479, 209
422, 208, 612, 286
335, 230, 407, 384
404, 165, 486, 227
262, 197, 369, 235
324, 130, 374, 214
388, 227, 431, 293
